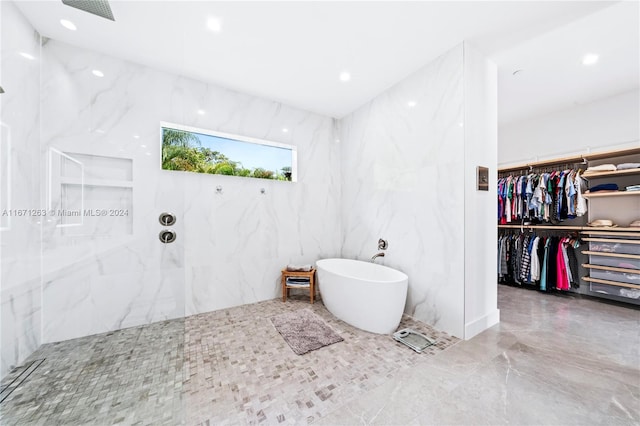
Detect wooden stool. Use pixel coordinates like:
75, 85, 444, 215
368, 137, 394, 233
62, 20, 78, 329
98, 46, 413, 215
281, 268, 316, 304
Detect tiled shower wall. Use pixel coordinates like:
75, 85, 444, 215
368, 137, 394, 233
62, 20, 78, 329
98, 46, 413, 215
38, 40, 342, 344
0, 2, 42, 378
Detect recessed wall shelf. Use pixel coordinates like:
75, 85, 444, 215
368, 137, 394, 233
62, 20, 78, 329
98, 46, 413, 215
60, 177, 134, 188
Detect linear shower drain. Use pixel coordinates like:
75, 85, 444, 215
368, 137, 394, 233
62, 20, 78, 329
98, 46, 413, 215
0, 359, 45, 403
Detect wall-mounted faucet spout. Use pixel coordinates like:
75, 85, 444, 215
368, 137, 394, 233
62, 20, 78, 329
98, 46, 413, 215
371, 252, 385, 262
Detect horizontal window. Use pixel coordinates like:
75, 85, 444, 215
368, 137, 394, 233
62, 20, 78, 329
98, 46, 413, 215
160, 123, 296, 182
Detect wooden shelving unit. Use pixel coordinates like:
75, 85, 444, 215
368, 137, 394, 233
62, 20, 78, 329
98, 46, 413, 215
498, 145, 640, 304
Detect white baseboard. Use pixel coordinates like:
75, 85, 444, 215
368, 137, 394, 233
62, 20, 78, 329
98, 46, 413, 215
464, 309, 500, 340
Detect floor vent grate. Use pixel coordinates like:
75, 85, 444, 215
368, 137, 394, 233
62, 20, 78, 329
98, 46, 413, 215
0, 359, 45, 403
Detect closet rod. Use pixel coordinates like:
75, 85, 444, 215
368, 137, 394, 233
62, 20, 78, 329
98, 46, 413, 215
582, 276, 640, 290
498, 225, 583, 230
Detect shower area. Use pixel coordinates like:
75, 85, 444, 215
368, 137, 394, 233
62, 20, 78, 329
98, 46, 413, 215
1, 1, 188, 421
0, 1, 341, 422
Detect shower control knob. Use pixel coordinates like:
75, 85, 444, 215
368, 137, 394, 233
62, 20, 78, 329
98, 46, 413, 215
159, 212, 176, 226
159, 229, 177, 244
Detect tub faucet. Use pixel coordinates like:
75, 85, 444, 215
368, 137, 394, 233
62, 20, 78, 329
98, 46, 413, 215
371, 252, 385, 262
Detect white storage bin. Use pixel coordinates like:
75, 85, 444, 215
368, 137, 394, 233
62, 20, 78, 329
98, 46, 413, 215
588, 241, 640, 255
588, 254, 640, 270
590, 282, 640, 300
590, 269, 640, 285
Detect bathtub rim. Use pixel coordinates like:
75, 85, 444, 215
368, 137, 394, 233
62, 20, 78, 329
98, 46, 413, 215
316, 258, 408, 284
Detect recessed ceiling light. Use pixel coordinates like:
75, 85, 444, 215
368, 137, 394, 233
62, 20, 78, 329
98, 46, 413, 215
19, 52, 35, 60
282, 128, 289, 133
207, 17, 222, 32
339, 71, 351, 82
582, 53, 599, 66
141, 144, 147, 148
92, 69, 104, 77
407, 101, 417, 108
133, 134, 140, 139
197, 109, 206, 115
60, 19, 77, 31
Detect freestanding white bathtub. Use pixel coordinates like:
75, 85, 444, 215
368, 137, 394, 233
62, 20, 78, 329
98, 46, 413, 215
316, 258, 408, 334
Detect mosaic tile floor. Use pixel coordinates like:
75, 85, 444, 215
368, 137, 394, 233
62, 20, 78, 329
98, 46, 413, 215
0, 295, 458, 425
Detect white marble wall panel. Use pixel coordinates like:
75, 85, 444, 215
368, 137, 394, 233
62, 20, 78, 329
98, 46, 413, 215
340, 45, 466, 338
0, 1, 42, 378
39, 40, 341, 342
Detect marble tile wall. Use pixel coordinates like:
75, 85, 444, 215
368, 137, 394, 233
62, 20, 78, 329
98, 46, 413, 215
0, 1, 42, 378
339, 45, 467, 338
38, 40, 341, 343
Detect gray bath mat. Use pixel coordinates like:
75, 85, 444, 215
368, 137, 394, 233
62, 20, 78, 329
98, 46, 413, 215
271, 309, 343, 355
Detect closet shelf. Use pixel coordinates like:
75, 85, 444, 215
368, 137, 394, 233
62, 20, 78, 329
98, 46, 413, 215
582, 237, 640, 245
497, 225, 583, 230
582, 276, 640, 290
60, 177, 133, 188
498, 225, 640, 234
582, 168, 640, 179
497, 147, 640, 173
583, 191, 640, 199
582, 264, 640, 275
582, 251, 640, 260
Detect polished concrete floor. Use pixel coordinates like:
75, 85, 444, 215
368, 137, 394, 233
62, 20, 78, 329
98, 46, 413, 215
319, 285, 640, 425
1, 285, 638, 425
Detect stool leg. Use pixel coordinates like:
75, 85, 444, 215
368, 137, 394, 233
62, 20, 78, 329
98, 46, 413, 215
282, 274, 286, 302
310, 275, 314, 304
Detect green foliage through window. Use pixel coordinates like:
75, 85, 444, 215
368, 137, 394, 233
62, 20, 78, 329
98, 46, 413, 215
161, 125, 295, 181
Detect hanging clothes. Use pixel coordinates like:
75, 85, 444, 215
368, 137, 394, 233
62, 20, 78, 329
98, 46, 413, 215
497, 168, 587, 225
498, 231, 582, 292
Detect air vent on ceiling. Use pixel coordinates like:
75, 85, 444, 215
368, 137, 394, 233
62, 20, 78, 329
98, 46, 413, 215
61, 0, 115, 21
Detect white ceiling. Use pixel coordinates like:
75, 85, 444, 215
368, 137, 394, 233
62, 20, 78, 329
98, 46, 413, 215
14, 1, 639, 123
